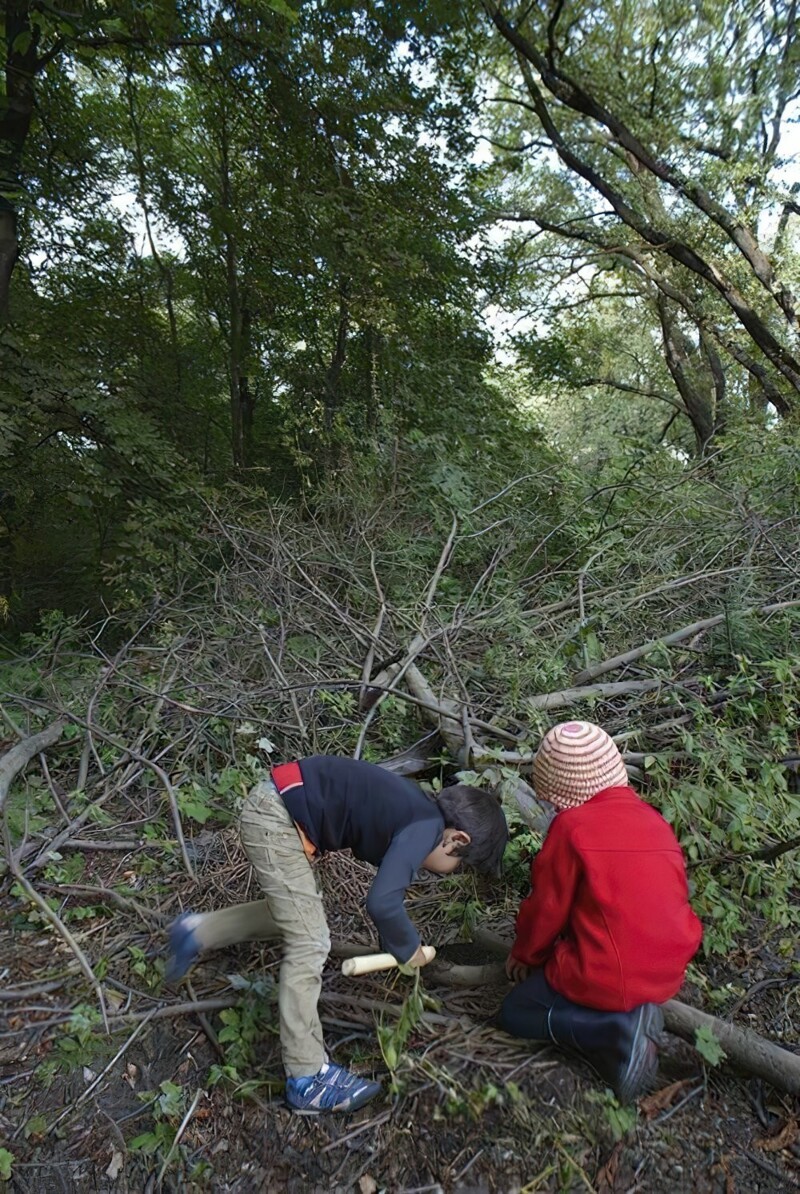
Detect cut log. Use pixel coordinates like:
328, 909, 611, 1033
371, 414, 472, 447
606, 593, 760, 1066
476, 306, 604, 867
659, 998, 800, 1095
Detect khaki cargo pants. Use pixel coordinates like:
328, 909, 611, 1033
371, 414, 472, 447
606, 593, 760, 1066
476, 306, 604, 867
192, 779, 329, 1077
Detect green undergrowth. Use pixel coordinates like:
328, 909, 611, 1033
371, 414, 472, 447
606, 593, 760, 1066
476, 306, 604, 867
648, 656, 800, 958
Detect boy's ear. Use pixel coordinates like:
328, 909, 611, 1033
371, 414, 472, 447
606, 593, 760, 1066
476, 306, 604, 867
450, 829, 471, 847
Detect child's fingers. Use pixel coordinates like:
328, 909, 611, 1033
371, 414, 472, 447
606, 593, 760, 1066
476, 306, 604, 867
505, 955, 529, 983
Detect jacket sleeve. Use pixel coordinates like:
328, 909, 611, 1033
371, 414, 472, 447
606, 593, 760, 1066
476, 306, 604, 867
511, 815, 582, 968
365, 822, 441, 964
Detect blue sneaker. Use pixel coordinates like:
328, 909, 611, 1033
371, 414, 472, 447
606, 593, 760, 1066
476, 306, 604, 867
165, 912, 202, 982
285, 1062, 382, 1114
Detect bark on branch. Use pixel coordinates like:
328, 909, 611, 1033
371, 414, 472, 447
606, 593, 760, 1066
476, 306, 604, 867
573, 599, 800, 686
0, 720, 65, 814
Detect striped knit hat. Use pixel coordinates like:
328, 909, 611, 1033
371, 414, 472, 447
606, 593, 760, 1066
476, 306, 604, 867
532, 721, 629, 810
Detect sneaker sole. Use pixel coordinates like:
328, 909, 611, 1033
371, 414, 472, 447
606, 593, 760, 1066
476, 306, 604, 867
287, 1086, 382, 1115
617, 1004, 664, 1104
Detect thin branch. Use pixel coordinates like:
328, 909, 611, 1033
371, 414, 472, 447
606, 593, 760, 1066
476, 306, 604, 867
2, 814, 109, 1031
62, 714, 196, 880
573, 598, 800, 685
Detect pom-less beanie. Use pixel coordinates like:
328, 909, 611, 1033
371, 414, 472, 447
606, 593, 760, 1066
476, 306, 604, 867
532, 721, 629, 810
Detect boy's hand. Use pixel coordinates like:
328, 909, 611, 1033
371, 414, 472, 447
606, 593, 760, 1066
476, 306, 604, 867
407, 944, 434, 968
505, 954, 531, 984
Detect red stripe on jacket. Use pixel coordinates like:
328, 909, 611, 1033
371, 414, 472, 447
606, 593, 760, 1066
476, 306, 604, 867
271, 761, 316, 858
271, 760, 304, 793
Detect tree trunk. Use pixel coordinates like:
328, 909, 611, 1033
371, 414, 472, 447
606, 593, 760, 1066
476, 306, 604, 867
322, 279, 350, 445
656, 294, 717, 454
487, 4, 800, 409
468, 929, 800, 1096
0, 209, 18, 323
219, 108, 245, 470
240, 307, 255, 465
1, 1, 39, 322
125, 72, 182, 399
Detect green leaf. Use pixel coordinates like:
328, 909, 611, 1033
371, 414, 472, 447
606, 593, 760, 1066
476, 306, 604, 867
24, 1113, 48, 1138
99, 17, 129, 34
694, 1025, 727, 1067
129, 1131, 161, 1154
0, 1149, 14, 1180
266, 0, 299, 21
178, 798, 212, 824
285, 634, 322, 662
605, 1101, 637, 1140
12, 30, 33, 55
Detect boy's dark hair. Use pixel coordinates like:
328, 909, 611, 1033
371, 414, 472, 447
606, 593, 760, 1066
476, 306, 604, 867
435, 784, 508, 876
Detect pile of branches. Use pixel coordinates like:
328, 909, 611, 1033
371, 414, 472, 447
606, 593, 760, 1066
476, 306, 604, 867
2, 457, 799, 918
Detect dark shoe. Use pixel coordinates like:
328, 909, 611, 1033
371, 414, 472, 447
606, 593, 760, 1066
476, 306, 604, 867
614, 1003, 663, 1103
285, 1062, 382, 1114
165, 912, 202, 982
548, 1001, 664, 1104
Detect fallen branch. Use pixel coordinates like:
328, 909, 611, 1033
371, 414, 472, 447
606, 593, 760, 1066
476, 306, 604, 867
661, 999, 800, 1096
0, 980, 65, 1002
355, 517, 457, 757
528, 679, 664, 710
108, 997, 236, 1027
0, 720, 65, 815
63, 713, 196, 880
21, 737, 185, 871
573, 599, 800, 685
359, 550, 387, 710
693, 832, 800, 871
404, 662, 464, 757
2, 818, 110, 1032
41, 882, 168, 924
0, 722, 109, 1025
56, 838, 144, 851
104, 989, 456, 1029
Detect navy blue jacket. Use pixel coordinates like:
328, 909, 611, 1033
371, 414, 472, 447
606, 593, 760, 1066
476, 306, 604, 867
276, 756, 444, 963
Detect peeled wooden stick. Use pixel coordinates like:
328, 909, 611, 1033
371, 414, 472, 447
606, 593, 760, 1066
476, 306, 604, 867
342, 946, 436, 977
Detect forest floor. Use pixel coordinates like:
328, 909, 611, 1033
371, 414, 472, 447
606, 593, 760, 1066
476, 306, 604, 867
2, 831, 798, 1194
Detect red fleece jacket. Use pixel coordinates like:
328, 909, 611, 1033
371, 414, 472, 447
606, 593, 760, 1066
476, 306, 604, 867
511, 786, 703, 1011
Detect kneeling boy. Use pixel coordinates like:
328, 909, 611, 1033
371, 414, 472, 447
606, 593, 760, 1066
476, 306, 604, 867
166, 755, 508, 1114
500, 721, 702, 1103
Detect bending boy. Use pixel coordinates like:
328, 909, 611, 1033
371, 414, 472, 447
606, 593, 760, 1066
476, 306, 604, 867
166, 755, 508, 1114
500, 721, 702, 1103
